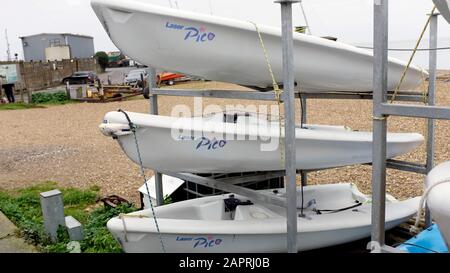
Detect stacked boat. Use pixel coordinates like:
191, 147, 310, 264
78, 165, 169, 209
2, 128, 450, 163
434, 0, 450, 23
108, 183, 419, 253
422, 162, 450, 249
91, 0, 429, 252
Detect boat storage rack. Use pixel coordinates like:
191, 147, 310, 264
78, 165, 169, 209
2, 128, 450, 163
143, 0, 447, 253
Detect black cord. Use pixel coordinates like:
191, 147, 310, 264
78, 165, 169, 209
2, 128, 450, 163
300, 172, 304, 217
315, 201, 363, 215
298, 92, 305, 216
117, 109, 136, 132
392, 242, 440, 253
298, 91, 305, 129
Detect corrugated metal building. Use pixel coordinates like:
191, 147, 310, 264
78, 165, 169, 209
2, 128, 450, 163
20, 33, 95, 62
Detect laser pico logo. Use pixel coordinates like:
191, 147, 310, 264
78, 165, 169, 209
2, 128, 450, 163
176, 236, 223, 248
166, 22, 216, 42
196, 137, 226, 151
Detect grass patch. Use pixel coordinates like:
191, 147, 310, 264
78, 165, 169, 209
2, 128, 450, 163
31, 91, 69, 104
0, 182, 137, 253
0, 103, 46, 111
0, 91, 79, 111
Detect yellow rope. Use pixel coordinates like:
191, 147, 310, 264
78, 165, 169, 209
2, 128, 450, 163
250, 21, 285, 168
390, 5, 436, 103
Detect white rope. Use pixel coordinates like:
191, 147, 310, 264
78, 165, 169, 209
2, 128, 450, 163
119, 213, 150, 243
119, 214, 129, 242
411, 179, 450, 233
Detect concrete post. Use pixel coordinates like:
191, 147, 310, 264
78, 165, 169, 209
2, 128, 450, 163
40, 190, 65, 242
65, 216, 84, 241
65, 81, 71, 100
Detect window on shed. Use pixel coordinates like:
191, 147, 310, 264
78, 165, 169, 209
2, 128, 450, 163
49, 39, 62, 47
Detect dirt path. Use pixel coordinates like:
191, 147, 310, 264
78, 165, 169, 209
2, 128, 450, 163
1, 80, 449, 204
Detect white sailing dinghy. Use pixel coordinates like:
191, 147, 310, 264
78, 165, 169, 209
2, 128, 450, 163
99, 111, 424, 173
423, 161, 450, 248
433, 0, 450, 23
107, 183, 420, 253
90, 0, 426, 92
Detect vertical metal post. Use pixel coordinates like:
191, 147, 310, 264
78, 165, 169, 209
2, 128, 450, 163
425, 13, 438, 227
300, 171, 307, 186
300, 96, 307, 126
299, 94, 307, 186
148, 67, 164, 206
276, 0, 298, 253
371, 0, 388, 247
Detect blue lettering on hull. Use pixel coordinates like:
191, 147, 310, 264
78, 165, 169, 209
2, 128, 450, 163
166, 22, 216, 43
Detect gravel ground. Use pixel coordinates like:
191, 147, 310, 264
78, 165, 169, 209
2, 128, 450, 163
0, 77, 449, 204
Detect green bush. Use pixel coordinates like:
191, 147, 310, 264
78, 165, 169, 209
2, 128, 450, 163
31, 91, 69, 104
94, 51, 109, 71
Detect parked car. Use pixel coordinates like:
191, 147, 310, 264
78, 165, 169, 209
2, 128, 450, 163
124, 69, 148, 87
62, 71, 98, 85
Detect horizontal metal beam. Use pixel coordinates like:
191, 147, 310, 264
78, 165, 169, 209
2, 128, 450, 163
386, 159, 427, 174
381, 103, 450, 120
182, 187, 210, 197
150, 88, 426, 102
217, 171, 285, 185
299, 92, 425, 102
366, 159, 427, 174
163, 172, 287, 207
151, 88, 278, 101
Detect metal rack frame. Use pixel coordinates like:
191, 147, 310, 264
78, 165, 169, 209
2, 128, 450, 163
370, 0, 447, 253
144, 0, 443, 253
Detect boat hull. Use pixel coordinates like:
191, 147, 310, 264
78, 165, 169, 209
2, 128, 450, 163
101, 111, 424, 173
107, 183, 420, 253
426, 161, 450, 248
91, 0, 426, 92
433, 0, 450, 23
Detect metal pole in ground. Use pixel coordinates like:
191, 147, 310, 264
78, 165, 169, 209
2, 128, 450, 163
148, 67, 164, 206
425, 12, 438, 228
276, 0, 299, 253
371, 0, 388, 248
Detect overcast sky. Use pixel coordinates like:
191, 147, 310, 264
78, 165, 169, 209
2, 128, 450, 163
1, 0, 449, 68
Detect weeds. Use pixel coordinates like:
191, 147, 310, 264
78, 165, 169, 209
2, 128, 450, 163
0, 182, 137, 253
31, 91, 69, 104
0, 103, 46, 111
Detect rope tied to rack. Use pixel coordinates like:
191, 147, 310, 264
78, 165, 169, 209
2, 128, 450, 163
117, 109, 166, 253
410, 179, 450, 234
390, 5, 436, 103
250, 21, 285, 169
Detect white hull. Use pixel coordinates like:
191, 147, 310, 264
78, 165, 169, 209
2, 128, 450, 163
107, 183, 420, 253
91, 0, 426, 92
426, 161, 450, 248
100, 111, 424, 173
434, 0, 450, 23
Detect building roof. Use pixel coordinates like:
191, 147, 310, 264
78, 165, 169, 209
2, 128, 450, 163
20, 33, 93, 39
